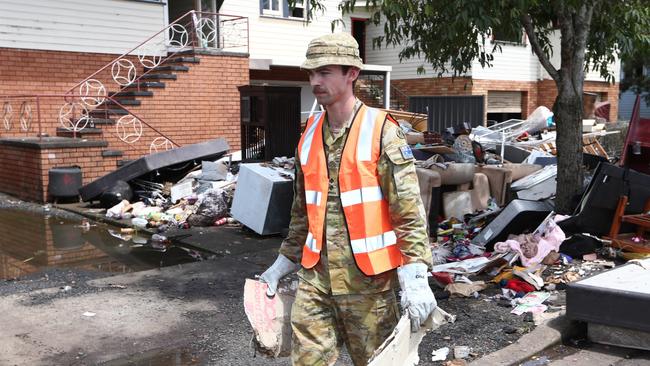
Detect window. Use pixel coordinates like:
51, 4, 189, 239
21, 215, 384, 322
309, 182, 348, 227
262, 0, 281, 15
491, 24, 524, 45
260, 0, 307, 19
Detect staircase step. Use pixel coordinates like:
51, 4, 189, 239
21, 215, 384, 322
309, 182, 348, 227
109, 91, 154, 98
56, 127, 103, 138
121, 81, 166, 90
175, 49, 197, 55
89, 108, 129, 116
102, 150, 124, 158
104, 99, 141, 106
165, 56, 200, 64
117, 159, 134, 167
144, 65, 190, 72
141, 73, 177, 80
86, 118, 116, 126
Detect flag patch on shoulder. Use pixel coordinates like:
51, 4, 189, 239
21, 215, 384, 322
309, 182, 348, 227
400, 145, 414, 160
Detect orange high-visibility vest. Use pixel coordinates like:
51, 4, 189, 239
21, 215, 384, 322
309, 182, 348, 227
297, 105, 403, 276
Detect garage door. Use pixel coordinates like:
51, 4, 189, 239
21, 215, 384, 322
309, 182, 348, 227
487, 91, 522, 113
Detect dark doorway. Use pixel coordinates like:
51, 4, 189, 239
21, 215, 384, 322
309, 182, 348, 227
351, 18, 367, 63
167, 0, 223, 23
487, 112, 523, 124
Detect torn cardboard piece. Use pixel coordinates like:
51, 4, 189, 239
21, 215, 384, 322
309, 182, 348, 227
243, 278, 296, 357
367, 307, 456, 366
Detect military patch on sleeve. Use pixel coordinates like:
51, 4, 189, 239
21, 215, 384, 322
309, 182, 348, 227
399, 145, 414, 160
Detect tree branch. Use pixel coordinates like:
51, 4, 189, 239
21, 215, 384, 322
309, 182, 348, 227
521, 13, 559, 83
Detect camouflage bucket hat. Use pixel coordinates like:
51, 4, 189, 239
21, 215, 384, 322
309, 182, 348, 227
301, 33, 364, 70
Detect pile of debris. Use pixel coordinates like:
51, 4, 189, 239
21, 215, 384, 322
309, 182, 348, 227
391, 104, 650, 363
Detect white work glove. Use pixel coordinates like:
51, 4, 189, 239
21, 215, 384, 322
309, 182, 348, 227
398, 262, 437, 332
259, 254, 300, 297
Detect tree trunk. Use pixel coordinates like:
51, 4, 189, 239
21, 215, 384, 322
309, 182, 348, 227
553, 87, 583, 214
551, 3, 594, 214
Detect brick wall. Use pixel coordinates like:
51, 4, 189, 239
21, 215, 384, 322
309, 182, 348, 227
393, 77, 474, 97
0, 144, 43, 201
110, 54, 249, 159
393, 77, 619, 122
0, 48, 248, 155
0, 48, 249, 202
537, 80, 620, 122
0, 142, 121, 202
0, 48, 119, 139
250, 66, 308, 82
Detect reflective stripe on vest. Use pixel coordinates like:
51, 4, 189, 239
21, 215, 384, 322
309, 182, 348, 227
297, 105, 403, 275
298, 112, 328, 268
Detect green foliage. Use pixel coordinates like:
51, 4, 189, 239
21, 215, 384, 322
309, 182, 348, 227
301, 0, 650, 83
621, 47, 650, 103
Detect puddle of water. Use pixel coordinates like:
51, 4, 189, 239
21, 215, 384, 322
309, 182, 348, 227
0, 208, 204, 280
100, 347, 205, 366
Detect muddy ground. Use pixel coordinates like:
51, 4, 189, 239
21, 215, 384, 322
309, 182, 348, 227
0, 193, 537, 365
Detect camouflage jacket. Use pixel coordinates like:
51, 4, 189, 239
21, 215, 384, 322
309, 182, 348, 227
279, 100, 432, 295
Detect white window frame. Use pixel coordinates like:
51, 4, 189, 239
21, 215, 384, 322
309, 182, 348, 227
262, 0, 282, 16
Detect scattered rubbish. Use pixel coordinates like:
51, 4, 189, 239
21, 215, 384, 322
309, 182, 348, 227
61, 285, 72, 292
131, 217, 148, 230
453, 346, 470, 359
80, 138, 230, 201
445, 281, 487, 297
100, 180, 133, 209
472, 199, 554, 251
430, 253, 512, 275
82, 312, 96, 317
186, 188, 229, 227
431, 347, 450, 362
367, 308, 456, 366
511, 292, 551, 316
171, 180, 195, 204
107, 229, 132, 242
106, 200, 129, 219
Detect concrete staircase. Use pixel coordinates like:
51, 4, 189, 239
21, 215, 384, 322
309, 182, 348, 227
56, 55, 201, 166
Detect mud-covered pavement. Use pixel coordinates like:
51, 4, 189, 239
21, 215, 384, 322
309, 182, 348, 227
0, 194, 535, 365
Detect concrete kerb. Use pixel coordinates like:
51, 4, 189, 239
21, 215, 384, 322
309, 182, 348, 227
470, 312, 576, 366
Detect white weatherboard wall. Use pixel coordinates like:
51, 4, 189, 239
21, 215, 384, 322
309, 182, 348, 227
347, 12, 619, 84
221, 0, 344, 67
540, 30, 620, 82
0, 0, 166, 54
471, 41, 539, 81
349, 9, 456, 80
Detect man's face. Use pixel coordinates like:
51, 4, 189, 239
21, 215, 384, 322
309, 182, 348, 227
308, 65, 358, 106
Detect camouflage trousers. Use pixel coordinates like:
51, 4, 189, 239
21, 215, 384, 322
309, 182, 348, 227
290, 280, 399, 366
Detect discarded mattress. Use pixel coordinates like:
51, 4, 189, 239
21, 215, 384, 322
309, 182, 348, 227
567, 259, 650, 333
80, 138, 229, 201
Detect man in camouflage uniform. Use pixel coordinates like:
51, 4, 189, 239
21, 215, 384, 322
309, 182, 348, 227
261, 33, 435, 366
